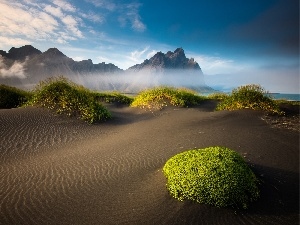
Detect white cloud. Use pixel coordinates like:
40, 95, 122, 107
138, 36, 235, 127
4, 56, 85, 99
0, 2, 59, 40
192, 54, 240, 75
23, 0, 43, 8
128, 46, 149, 62
80, 12, 105, 23
61, 15, 83, 37
0, 36, 32, 48
0, 0, 84, 48
56, 31, 77, 44
53, 0, 76, 12
85, 0, 116, 11
44, 5, 64, 18
0, 0, 147, 52
131, 16, 146, 32
91, 31, 131, 46
44, 2, 83, 38
86, 0, 146, 32
146, 50, 157, 59
119, 3, 146, 32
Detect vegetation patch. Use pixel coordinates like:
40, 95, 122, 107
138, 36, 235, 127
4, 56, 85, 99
93, 92, 133, 105
0, 84, 32, 109
163, 146, 260, 209
131, 86, 207, 109
27, 77, 111, 123
207, 92, 229, 101
216, 84, 282, 114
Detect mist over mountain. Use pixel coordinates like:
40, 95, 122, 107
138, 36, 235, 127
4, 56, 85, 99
0, 45, 213, 92
125, 48, 210, 92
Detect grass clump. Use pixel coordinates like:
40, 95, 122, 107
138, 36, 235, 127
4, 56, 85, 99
208, 92, 229, 101
27, 77, 111, 123
93, 92, 133, 105
0, 84, 32, 109
216, 84, 282, 114
275, 99, 300, 106
163, 146, 260, 209
131, 86, 206, 109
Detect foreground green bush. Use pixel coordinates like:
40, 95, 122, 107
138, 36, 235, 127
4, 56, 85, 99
216, 84, 282, 114
163, 146, 260, 209
0, 84, 32, 108
131, 86, 206, 109
27, 77, 111, 123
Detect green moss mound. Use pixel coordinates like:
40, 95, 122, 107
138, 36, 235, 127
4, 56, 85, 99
0, 84, 32, 109
216, 84, 282, 114
131, 86, 206, 109
27, 77, 111, 123
163, 146, 260, 209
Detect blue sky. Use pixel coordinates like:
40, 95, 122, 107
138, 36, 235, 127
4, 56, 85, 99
0, 0, 298, 93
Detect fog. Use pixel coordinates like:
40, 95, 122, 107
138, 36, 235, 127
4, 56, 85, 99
69, 69, 207, 93
0, 64, 209, 93
1, 59, 297, 94
0, 56, 27, 79
205, 66, 299, 94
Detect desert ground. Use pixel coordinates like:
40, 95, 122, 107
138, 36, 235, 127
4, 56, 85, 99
0, 101, 299, 225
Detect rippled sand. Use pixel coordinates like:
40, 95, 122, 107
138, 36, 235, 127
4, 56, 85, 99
0, 103, 298, 225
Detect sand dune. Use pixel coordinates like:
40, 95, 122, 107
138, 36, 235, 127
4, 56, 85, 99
0, 103, 298, 225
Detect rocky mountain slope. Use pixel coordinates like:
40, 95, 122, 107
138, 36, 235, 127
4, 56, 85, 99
128, 48, 201, 71
125, 48, 211, 92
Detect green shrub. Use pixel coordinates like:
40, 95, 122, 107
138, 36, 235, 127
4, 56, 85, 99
208, 92, 229, 101
93, 92, 133, 105
0, 84, 32, 108
131, 86, 206, 109
27, 77, 111, 123
216, 84, 282, 114
275, 99, 300, 106
163, 146, 260, 209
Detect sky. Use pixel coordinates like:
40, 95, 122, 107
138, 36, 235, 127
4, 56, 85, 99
0, 0, 299, 93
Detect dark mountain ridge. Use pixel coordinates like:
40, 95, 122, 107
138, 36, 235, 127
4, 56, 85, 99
0, 45, 213, 92
128, 48, 201, 71
2, 45, 42, 61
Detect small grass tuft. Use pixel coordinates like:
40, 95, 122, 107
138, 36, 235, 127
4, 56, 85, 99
27, 77, 111, 123
163, 146, 260, 209
131, 86, 207, 109
216, 84, 282, 114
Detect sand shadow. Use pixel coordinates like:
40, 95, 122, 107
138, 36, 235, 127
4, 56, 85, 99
247, 163, 299, 216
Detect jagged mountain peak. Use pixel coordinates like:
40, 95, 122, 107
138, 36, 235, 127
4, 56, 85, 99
6, 45, 41, 61
43, 48, 67, 58
174, 47, 184, 54
128, 48, 201, 71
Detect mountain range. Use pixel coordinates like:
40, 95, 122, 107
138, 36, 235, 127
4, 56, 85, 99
0, 45, 213, 92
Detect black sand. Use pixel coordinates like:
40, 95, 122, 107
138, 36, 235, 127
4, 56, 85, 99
0, 102, 299, 225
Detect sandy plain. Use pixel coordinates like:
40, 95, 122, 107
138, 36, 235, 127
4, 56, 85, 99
0, 101, 299, 225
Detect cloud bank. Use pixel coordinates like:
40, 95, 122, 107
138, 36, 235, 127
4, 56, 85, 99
0, 0, 146, 49
0, 0, 82, 46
